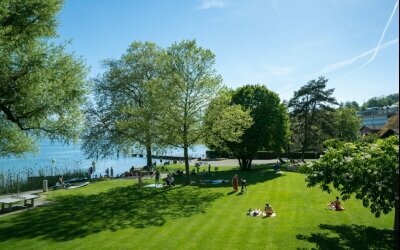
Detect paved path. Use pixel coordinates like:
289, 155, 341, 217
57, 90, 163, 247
196, 158, 279, 167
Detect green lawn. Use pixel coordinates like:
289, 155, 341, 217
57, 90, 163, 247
0, 165, 394, 249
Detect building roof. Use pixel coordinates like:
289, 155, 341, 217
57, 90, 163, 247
360, 125, 383, 131
379, 128, 399, 138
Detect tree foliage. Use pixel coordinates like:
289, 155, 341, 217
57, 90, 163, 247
361, 93, 399, 110
82, 42, 164, 168
332, 107, 361, 142
343, 101, 360, 110
288, 77, 338, 159
162, 40, 222, 183
0, 0, 88, 156
221, 85, 290, 170
204, 90, 253, 154
300, 136, 399, 233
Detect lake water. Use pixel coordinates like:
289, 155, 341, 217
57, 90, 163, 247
0, 140, 208, 178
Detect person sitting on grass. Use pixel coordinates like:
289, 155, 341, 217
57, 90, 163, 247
328, 196, 345, 211
263, 202, 275, 217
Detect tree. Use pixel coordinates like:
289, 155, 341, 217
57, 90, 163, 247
222, 85, 290, 170
81, 42, 164, 168
162, 40, 222, 183
343, 101, 360, 110
0, 0, 88, 156
332, 107, 361, 142
204, 90, 253, 155
300, 136, 399, 246
288, 77, 338, 160
361, 93, 399, 110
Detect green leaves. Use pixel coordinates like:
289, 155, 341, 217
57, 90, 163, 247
204, 91, 253, 153
288, 76, 338, 156
82, 42, 165, 167
206, 85, 290, 170
302, 136, 399, 219
0, 0, 88, 156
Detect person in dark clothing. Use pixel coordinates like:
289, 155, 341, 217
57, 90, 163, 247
241, 179, 247, 192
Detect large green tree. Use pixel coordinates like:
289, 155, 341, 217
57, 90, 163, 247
163, 40, 222, 183
0, 0, 88, 156
332, 107, 361, 142
288, 77, 338, 160
300, 136, 399, 246
222, 85, 290, 170
82, 42, 164, 168
204, 90, 253, 155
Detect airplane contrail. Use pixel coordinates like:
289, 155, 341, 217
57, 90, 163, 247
358, 0, 398, 69
330, 0, 399, 84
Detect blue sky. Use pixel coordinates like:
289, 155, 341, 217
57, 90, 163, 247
57, 0, 399, 104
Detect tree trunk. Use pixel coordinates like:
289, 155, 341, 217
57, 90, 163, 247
238, 157, 252, 170
146, 146, 152, 169
183, 145, 190, 184
301, 131, 308, 162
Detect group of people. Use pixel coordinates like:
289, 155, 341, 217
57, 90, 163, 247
231, 174, 247, 193
247, 202, 276, 218
105, 167, 113, 178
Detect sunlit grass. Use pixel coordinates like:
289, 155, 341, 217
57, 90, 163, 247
0, 164, 394, 249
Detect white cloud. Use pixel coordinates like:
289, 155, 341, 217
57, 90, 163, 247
198, 0, 229, 10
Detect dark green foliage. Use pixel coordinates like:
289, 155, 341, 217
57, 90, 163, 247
343, 101, 360, 110
226, 85, 290, 170
0, 0, 88, 156
288, 77, 338, 159
332, 107, 361, 142
361, 93, 399, 110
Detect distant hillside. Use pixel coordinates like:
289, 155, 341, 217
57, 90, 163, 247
361, 93, 399, 110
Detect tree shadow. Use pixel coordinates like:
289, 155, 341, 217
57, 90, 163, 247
178, 164, 284, 189
0, 185, 223, 242
296, 224, 394, 250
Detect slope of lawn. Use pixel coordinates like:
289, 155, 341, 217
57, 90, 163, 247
0, 165, 394, 249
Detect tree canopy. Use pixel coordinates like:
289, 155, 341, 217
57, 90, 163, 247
162, 40, 222, 183
208, 85, 289, 170
332, 107, 361, 142
288, 77, 338, 159
0, 0, 88, 156
82, 42, 165, 168
300, 136, 399, 238
204, 90, 253, 154
361, 93, 399, 110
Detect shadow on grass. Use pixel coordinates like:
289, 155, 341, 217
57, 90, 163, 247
296, 224, 394, 250
0, 185, 223, 242
177, 164, 284, 189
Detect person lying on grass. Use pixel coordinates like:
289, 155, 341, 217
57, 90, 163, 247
246, 203, 276, 218
247, 208, 262, 217
327, 196, 345, 211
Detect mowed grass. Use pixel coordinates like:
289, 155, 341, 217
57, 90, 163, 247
0, 164, 394, 249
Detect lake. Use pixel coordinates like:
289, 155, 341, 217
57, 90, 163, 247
0, 140, 208, 179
